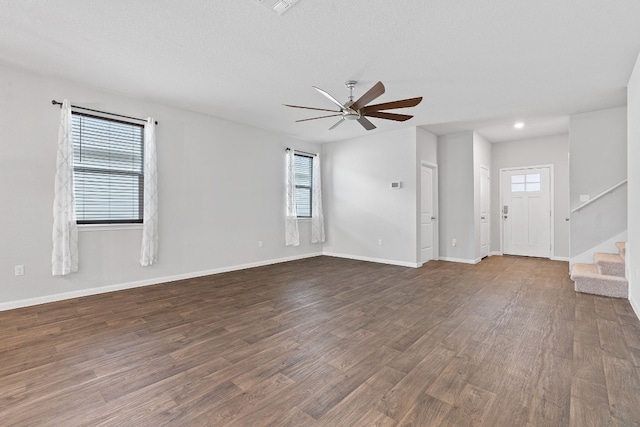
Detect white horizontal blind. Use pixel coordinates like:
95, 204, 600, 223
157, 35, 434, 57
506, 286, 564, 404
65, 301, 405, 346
72, 113, 144, 224
294, 154, 312, 218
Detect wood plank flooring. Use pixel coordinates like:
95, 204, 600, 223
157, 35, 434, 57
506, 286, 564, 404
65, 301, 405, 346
2, 255, 640, 426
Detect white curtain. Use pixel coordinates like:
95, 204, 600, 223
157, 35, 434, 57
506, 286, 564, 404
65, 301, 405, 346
285, 149, 300, 246
52, 99, 78, 276
311, 154, 325, 243
140, 118, 158, 266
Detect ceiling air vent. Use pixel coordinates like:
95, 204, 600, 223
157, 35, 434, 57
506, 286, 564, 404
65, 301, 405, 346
255, 0, 299, 15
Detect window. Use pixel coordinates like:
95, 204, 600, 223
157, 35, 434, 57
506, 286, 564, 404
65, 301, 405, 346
294, 154, 313, 218
511, 173, 541, 192
72, 112, 144, 224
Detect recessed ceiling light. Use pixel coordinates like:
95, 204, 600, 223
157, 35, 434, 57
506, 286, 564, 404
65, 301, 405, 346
514, 122, 524, 129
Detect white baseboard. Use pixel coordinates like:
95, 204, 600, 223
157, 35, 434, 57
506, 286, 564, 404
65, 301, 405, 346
490, 251, 502, 256
0, 252, 323, 312
322, 251, 420, 268
438, 256, 480, 265
551, 256, 570, 262
630, 292, 640, 322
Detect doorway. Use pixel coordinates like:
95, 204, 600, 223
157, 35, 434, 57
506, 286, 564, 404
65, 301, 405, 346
500, 166, 552, 258
420, 162, 438, 263
480, 166, 490, 258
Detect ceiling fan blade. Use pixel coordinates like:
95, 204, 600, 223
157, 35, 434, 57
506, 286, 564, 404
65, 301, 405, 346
363, 111, 413, 122
362, 97, 423, 113
284, 104, 341, 113
352, 81, 385, 111
329, 118, 345, 130
357, 116, 376, 131
295, 114, 342, 123
313, 86, 346, 110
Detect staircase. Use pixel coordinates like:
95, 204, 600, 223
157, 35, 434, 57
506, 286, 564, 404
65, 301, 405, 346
571, 242, 628, 298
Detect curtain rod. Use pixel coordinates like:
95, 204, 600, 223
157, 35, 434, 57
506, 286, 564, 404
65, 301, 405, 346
285, 147, 317, 156
51, 100, 158, 125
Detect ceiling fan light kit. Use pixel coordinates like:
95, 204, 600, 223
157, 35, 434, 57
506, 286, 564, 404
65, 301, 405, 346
285, 80, 422, 131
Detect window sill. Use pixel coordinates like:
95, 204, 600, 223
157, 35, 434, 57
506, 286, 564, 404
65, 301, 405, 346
78, 223, 143, 232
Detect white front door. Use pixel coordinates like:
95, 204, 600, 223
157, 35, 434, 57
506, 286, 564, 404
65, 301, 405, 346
421, 165, 435, 263
480, 166, 490, 258
502, 167, 551, 258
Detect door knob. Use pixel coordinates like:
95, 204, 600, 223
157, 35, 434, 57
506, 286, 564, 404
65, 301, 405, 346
503, 215, 508, 219
431, 216, 436, 220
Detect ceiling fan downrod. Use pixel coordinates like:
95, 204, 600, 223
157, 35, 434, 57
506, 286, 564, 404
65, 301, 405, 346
343, 80, 359, 120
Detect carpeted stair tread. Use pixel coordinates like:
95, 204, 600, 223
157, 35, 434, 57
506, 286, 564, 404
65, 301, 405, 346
571, 263, 628, 298
616, 241, 626, 257
594, 252, 625, 277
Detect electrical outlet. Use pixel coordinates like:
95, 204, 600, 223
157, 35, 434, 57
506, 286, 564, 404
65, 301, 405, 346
14, 265, 24, 276
378, 239, 383, 246
452, 238, 457, 247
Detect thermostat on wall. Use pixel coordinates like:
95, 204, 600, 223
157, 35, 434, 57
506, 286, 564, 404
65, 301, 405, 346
391, 181, 402, 189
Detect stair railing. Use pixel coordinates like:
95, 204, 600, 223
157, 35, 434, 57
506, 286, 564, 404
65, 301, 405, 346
570, 179, 627, 213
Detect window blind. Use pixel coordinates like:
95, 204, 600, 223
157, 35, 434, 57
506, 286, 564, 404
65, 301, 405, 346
72, 113, 144, 224
294, 154, 312, 218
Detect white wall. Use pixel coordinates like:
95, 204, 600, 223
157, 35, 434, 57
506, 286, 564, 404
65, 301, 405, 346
569, 107, 627, 257
322, 127, 419, 267
490, 134, 570, 259
437, 132, 475, 262
417, 127, 437, 165
473, 132, 491, 261
0, 63, 322, 309
628, 51, 640, 316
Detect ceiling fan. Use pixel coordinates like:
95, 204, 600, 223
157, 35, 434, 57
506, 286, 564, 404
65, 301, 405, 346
284, 80, 422, 130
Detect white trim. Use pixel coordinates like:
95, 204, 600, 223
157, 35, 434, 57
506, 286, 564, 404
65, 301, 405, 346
630, 292, 640, 322
0, 252, 323, 312
490, 251, 502, 256
551, 256, 570, 262
78, 223, 143, 232
322, 251, 420, 268
421, 160, 438, 168
438, 256, 481, 265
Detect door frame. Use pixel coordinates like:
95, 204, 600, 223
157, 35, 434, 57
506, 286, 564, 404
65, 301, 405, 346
419, 161, 439, 264
479, 165, 490, 259
499, 164, 555, 257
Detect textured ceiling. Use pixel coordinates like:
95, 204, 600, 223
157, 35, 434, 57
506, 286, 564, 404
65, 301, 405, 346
1, 0, 639, 143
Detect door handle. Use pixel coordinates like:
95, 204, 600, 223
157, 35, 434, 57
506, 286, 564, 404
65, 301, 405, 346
481, 216, 486, 220
431, 216, 436, 220
503, 215, 508, 219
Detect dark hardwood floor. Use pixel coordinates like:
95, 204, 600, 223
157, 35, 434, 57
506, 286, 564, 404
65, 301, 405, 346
2, 255, 640, 426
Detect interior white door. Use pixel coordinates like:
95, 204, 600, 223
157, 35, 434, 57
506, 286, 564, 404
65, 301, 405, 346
502, 167, 551, 258
480, 166, 489, 258
421, 166, 434, 263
